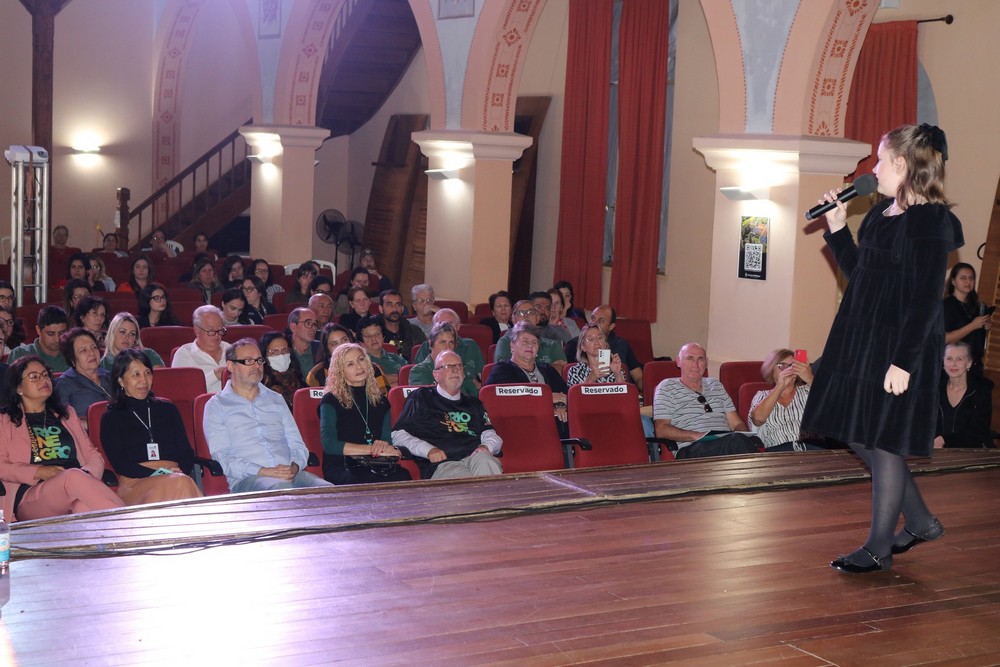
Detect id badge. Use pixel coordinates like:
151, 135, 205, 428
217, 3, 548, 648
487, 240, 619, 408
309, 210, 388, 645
147, 442, 160, 461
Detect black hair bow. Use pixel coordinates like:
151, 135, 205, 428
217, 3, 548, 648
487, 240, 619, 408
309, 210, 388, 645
919, 123, 948, 161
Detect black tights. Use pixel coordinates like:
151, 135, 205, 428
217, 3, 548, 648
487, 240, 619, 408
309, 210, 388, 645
848, 443, 934, 558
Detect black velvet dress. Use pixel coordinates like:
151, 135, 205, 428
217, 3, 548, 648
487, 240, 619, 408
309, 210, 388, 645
801, 200, 963, 457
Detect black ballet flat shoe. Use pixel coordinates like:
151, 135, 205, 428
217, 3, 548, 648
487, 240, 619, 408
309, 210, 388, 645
830, 546, 892, 574
891, 518, 945, 554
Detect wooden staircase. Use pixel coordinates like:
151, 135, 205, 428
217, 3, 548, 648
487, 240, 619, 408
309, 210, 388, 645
119, 123, 251, 252
316, 0, 422, 137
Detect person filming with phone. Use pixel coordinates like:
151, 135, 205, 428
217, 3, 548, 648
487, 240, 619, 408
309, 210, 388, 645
942, 262, 991, 376
747, 348, 824, 452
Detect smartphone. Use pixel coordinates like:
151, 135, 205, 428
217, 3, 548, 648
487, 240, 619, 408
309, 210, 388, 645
598, 349, 611, 368
980, 304, 996, 316
794, 349, 808, 364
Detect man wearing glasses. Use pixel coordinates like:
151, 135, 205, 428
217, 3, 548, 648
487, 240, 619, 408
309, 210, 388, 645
171, 305, 231, 392
407, 283, 439, 338
203, 338, 332, 492
288, 307, 321, 372
492, 300, 567, 372
392, 350, 502, 479
652, 342, 761, 459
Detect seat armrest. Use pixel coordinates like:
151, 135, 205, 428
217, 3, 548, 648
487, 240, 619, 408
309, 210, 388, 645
307, 452, 320, 468
101, 470, 119, 487
559, 437, 592, 469
194, 456, 225, 477
645, 436, 678, 462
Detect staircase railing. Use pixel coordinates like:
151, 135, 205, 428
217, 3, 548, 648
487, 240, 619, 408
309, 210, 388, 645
117, 119, 252, 249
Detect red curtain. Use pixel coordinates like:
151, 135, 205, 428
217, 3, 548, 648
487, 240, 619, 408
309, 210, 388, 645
552, 0, 612, 313
846, 21, 918, 178
609, 0, 669, 322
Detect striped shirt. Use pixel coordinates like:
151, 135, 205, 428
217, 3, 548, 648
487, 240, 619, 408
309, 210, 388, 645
653, 378, 733, 432
749, 385, 810, 448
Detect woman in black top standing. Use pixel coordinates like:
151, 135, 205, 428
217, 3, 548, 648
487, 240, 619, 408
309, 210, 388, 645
319, 343, 410, 485
942, 262, 991, 375
802, 124, 960, 573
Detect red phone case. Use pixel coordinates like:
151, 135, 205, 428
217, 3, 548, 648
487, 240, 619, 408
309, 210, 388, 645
794, 349, 808, 363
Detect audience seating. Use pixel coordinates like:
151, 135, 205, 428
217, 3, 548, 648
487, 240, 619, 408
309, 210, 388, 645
263, 313, 288, 331
481, 362, 496, 384
171, 300, 204, 326
719, 360, 764, 408
398, 364, 413, 386
386, 386, 423, 480
192, 393, 229, 495
168, 287, 206, 302
223, 324, 272, 344
479, 384, 590, 472
472, 303, 492, 319
85, 400, 119, 487
642, 360, 680, 402
291, 387, 329, 479
152, 264, 182, 286
142, 326, 194, 364
410, 345, 422, 362
459, 323, 491, 361
613, 318, 655, 365
738, 381, 773, 424
16, 303, 48, 342
568, 383, 673, 468
434, 300, 469, 322
270, 292, 288, 312
152, 366, 208, 449
488, 343, 496, 362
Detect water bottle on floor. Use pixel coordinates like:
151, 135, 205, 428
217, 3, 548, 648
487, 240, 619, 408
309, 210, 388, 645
0, 510, 9, 617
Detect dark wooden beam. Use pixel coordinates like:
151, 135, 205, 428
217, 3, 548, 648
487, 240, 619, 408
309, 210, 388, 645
20, 0, 72, 152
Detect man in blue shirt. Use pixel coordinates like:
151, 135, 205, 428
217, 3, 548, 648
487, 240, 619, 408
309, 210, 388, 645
203, 338, 333, 492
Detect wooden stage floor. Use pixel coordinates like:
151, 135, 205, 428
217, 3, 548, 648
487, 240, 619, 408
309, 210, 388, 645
4, 449, 1000, 666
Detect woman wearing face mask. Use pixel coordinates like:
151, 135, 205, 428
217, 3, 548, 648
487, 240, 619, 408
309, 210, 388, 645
100, 349, 202, 505
260, 332, 306, 409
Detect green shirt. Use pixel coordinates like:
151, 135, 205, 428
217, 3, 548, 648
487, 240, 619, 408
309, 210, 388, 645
7, 340, 70, 372
99, 348, 165, 371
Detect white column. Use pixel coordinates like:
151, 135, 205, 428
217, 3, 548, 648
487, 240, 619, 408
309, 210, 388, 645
240, 124, 330, 265
693, 134, 870, 368
413, 130, 532, 306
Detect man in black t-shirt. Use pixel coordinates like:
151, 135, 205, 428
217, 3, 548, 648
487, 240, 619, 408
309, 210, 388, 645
392, 350, 502, 479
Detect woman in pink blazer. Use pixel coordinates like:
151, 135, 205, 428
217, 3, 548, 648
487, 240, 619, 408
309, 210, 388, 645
0, 356, 123, 522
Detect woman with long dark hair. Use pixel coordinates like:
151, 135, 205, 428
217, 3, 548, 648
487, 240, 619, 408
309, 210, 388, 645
803, 124, 961, 573
0, 356, 123, 521
137, 283, 181, 328
943, 262, 991, 375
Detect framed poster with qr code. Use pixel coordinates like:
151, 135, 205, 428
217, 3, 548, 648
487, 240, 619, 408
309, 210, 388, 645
738, 216, 768, 280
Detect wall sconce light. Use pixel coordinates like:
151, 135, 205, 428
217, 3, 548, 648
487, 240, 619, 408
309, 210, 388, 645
71, 145, 101, 155
720, 185, 770, 201
425, 168, 459, 180
247, 154, 273, 164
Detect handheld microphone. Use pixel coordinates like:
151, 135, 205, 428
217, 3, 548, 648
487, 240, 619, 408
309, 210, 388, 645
804, 174, 878, 220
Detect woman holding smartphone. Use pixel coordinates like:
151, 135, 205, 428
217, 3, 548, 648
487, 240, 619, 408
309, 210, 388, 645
748, 348, 821, 451
802, 124, 961, 574
942, 262, 991, 375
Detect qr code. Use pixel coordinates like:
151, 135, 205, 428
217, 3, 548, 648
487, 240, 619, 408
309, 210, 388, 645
744, 243, 763, 272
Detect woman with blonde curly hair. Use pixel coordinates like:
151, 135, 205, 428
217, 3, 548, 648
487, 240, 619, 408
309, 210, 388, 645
318, 343, 411, 484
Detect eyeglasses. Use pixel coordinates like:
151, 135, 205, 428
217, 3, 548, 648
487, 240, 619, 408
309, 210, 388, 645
242, 285, 257, 293
0, 294, 13, 303
514, 309, 538, 317
151, 294, 167, 302
434, 363, 463, 372
297, 320, 318, 329
696, 394, 713, 413
23, 370, 52, 383
254, 268, 269, 276
231, 357, 265, 366
267, 348, 290, 356
776, 362, 793, 370
413, 298, 435, 305
0, 318, 13, 328
197, 325, 228, 337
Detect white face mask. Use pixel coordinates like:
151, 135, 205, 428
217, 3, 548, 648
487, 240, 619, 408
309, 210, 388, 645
269, 353, 292, 373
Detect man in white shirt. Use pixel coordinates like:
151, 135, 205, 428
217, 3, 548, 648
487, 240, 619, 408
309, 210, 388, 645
203, 338, 333, 492
171, 305, 231, 393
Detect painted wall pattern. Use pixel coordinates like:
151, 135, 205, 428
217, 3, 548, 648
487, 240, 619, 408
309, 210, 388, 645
806, 0, 869, 136
479, 0, 543, 132
285, 0, 343, 126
